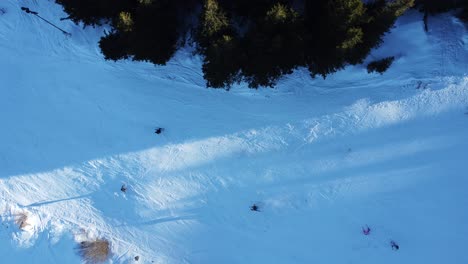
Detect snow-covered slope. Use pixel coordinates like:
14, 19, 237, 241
1, 0, 467, 263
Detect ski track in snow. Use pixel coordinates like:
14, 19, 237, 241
1, 0, 468, 263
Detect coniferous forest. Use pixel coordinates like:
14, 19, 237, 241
54, 0, 467, 88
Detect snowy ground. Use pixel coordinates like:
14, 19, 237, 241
1, 0, 468, 263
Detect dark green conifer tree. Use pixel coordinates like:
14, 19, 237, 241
56, 0, 416, 89
55, 0, 133, 26
240, 3, 305, 87
303, 0, 368, 77
197, 0, 241, 88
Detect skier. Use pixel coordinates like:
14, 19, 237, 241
362, 225, 371, 235
250, 204, 259, 212
155, 127, 164, 134
390, 240, 399, 251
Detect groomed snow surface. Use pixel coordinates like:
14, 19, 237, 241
1, 0, 468, 263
